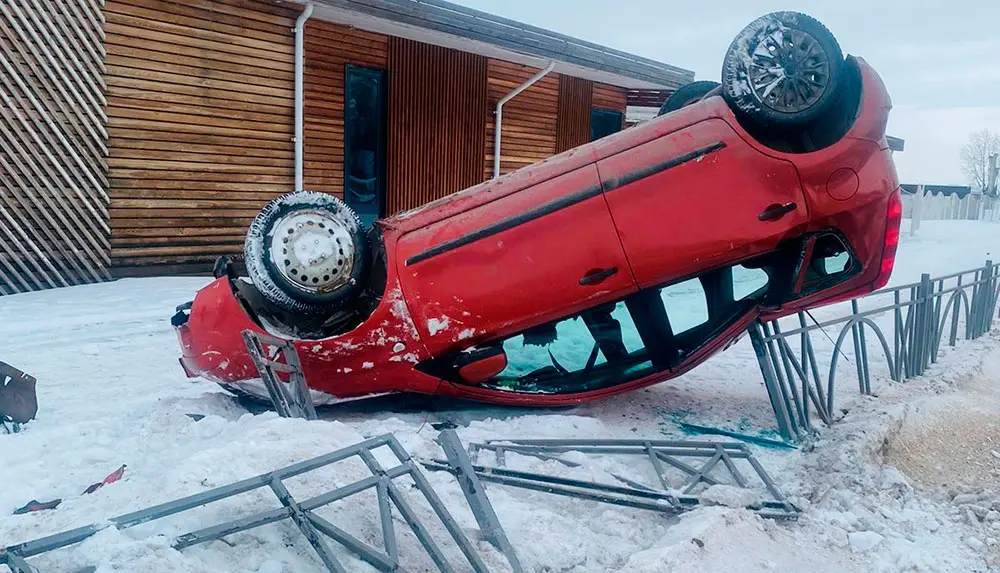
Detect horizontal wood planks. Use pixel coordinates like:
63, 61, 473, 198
387, 37, 486, 214
556, 74, 592, 153
0, 0, 110, 294
105, 0, 297, 273
592, 82, 627, 113
626, 88, 673, 108
484, 59, 559, 179
303, 19, 388, 196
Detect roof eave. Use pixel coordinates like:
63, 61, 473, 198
291, 0, 695, 89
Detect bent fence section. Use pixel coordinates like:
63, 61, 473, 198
750, 260, 1000, 443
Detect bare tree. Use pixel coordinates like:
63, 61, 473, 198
960, 129, 1000, 196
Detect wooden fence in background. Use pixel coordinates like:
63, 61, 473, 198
0, 0, 110, 295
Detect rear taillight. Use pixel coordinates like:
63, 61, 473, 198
874, 188, 903, 289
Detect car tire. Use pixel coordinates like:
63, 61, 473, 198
657, 80, 721, 116
722, 11, 844, 128
244, 191, 371, 316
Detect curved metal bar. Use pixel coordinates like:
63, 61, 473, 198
991, 282, 1000, 322
935, 288, 971, 348
827, 317, 897, 407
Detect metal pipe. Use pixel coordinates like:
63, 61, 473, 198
493, 60, 555, 178
294, 3, 314, 191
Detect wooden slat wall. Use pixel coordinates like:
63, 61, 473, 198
484, 60, 559, 179
303, 20, 388, 196
105, 0, 297, 274
592, 82, 627, 114
0, 0, 110, 294
556, 75, 593, 153
387, 37, 486, 214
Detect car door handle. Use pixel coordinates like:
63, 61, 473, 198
580, 267, 618, 285
758, 202, 798, 221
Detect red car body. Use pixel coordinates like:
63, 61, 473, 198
175, 56, 900, 407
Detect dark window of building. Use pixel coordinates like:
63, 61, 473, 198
344, 65, 387, 227
590, 108, 623, 141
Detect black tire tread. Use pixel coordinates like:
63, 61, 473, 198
721, 11, 844, 128
657, 80, 721, 116
244, 191, 370, 316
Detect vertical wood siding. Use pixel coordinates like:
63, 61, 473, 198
387, 37, 486, 214
592, 82, 627, 113
556, 75, 593, 153
0, 0, 110, 294
483, 59, 559, 179
303, 20, 388, 196
105, 0, 297, 275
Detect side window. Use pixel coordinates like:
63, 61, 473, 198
659, 278, 708, 335
665, 262, 770, 360
433, 254, 776, 395
800, 233, 857, 293
496, 302, 645, 388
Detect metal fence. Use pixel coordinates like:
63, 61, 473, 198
750, 260, 1000, 443
0, 434, 493, 573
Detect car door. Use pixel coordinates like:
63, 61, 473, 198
597, 118, 809, 289
395, 163, 638, 356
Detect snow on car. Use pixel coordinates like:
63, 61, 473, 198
172, 11, 902, 407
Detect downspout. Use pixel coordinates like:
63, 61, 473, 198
493, 61, 555, 179
294, 3, 314, 191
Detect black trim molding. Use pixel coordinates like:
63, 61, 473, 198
602, 141, 726, 192
404, 141, 726, 266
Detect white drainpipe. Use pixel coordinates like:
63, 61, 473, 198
294, 3, 314, 192
493, 61, 555, 179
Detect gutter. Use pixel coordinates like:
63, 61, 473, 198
294, 3, 314, 191
493, 61, 555, 179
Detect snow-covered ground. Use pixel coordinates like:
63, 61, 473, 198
2, 219, 1000, 572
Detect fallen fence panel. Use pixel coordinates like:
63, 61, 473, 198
1, 434, 490, 573
424, 437, 800, 522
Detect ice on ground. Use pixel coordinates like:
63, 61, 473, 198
2, 220, 1000, 572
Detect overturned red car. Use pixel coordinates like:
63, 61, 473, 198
172, 12, 901, 407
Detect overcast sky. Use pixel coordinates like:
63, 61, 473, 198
452, 0, 1000, 186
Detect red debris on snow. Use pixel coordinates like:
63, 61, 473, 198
13, 499, 62, 515
10, 465, 127, 516
82, 464, 127, 495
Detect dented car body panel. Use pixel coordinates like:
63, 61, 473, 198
174, 56, 901, 407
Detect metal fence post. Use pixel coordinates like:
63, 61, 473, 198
921, 273, 935, 371
893, 289, 905, 380
748, 321, 798, 443
910, 278, 925, 376
931, 280, 944, 364
950, 275, 963, 347
850, 300, 872, 394
906, 284, 919, 377
969, 267, 982, 340
988, 261, 999, 329
980, 260, 994, 337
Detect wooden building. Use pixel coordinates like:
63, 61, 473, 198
0, 0, 693, 294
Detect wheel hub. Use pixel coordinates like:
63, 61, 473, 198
747, 26, 830, 113
268, 209, 355, 294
